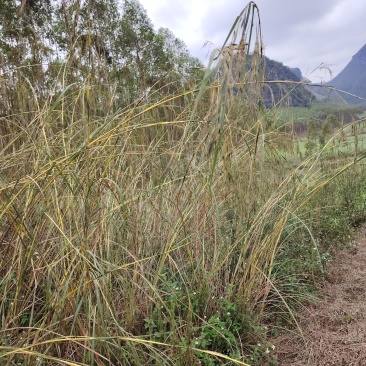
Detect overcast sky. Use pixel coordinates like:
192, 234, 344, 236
139, 0, 366, 83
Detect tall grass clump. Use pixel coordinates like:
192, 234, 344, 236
1, 1, 366, 365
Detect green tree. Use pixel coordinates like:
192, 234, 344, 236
114, 0, 202, 102
0, 0, 54, 115
156, 27, 202, 82
0, 0, 203, 113
53, 0, 120, 78
117, 0, 156, 95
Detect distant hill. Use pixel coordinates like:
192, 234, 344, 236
307, 44, 366, 105
262, 57, 314, 108
329, 43, 366, 104
289, 67, 302, 79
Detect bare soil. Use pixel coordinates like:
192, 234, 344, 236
274, 224, 366, 365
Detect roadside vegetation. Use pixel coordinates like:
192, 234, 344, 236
1, 1, 366, 365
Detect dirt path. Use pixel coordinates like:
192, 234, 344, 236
274, 224, 366, 366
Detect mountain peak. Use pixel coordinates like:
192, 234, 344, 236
328, 43, 366, 104
351, 43, 366, 64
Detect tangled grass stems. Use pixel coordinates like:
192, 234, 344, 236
1, 335, 252, 365
1, 1, 365, 365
